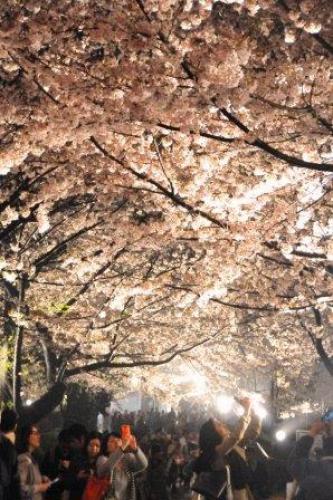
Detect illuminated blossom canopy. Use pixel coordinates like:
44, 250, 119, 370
0, 0, 332, 419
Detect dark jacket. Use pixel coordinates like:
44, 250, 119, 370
288, 435, 333, 500
0, 433, 21, 500
68, 453, 99, 500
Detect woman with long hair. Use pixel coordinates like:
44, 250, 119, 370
193, 398, 261, 500
18, 425, 51, 500
68, 431, 102, 499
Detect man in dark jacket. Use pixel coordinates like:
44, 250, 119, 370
288, 420, 333, 500
0, 408, 21, 500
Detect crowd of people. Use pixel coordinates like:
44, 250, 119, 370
0, 399, 333, 500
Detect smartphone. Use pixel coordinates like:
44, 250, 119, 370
121, 424, 131, 441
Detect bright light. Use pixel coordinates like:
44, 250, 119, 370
233, 402, 245, 417
276, 430, 287, 442
25, 399, 33, 406
216, 395, 234, 414
249, 392, 264, 404
253, 403, 268, 420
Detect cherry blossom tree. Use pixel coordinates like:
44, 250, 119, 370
0, 0, 332, 421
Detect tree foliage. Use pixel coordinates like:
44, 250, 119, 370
0, 0, 332, 419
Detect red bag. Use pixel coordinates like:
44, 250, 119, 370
82, 476, 110, 500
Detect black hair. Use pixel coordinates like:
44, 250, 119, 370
17, 424, 38, 454
58, 428, 71, 443
193, 419, 223, 473
85, 431, 102, 456
68, 423, 87, 441
199, 419, 223, 452
0, 408, 18, 433
102, 431, 121, 455
151, 443, 162, 454
86, 432, 102, 446
110, 431, 121, 439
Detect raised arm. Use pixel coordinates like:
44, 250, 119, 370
127, 448, 148, 474
215, 398, 252, 457
96, 449, 123, 477
239, 410, 262, 445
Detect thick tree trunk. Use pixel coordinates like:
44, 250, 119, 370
1, 282, 18, 404
19, 381, 67, 426
13, 274, 27, 412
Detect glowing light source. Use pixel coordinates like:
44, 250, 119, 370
25, 399, 33, 406
275, 430, 287, 442
216, 395, 234, 414
253, 403, 268, 420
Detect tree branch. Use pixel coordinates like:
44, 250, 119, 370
299, 316, 333, 377
90, 136, 229, 229
33, 221, 102, 273
214, 102, 333, 173
65, 336, 212, 377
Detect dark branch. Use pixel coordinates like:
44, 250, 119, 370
33, 221, 101, 273
214, 103, 333, 173
90, 136, 229, 229
65, 337, 212, 377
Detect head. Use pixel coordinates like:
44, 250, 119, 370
0, 408, 18, 434
86, 432, 102, 460
151, 442, 163, 457
68, 423, 87, 451
19, 425, 41, 453
106, 432, 122, 455
57, 429, 71, 455
155, 428, 165, 440
199, 418, 228, 454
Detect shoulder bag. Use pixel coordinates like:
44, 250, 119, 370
191, 466, 232, 500
82, 475, 110, 500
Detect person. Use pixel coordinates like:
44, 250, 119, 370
68, 431, 102, 500
97, 431, 148, 500
97, 413, 104, 434
166, 439, 185, 495
145, 443, 169, 500
41, 429, 71, 481
225, 402, 262, 499
288, 420, 333, 500
67, 423, 87, 455
18, 425, 51, 499
192, 398, 258, 500
245, 443, 270, 499
0, 408, 21, 500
